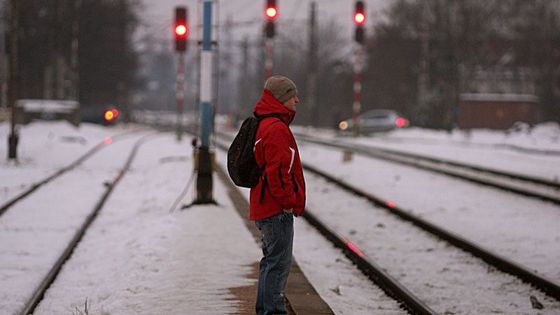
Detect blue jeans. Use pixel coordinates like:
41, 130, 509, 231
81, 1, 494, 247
255, 212, 294, 315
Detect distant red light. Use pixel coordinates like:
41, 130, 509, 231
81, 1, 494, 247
386, 201, 396, 208
265, 7, 278, 20
175, 24, 187, 36
354, 12, 366, 25
104, 137, 113, 145
395, 118, 408, 128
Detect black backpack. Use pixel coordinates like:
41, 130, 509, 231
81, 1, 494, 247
227, 114, 284, 188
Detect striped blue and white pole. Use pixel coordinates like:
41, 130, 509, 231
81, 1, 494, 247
193, 0, 216, 204
199, 0, 213, 148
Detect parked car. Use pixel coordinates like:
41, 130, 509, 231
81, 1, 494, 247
338, 109, 409, 134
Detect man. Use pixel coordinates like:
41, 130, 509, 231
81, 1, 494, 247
250, 75, 306, 315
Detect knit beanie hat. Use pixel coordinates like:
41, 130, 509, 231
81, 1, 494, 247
264, 75, 298, 104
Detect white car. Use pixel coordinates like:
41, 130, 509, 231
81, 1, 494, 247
338, 109, 409, 133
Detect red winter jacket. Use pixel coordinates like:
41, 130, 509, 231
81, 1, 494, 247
249, 90, 306, 221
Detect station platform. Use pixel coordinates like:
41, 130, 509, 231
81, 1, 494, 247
215, 165, 334, 314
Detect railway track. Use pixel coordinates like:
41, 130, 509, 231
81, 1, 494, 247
1, 133, 156, 315
213, 138, 436, 314
303, 162, 560, 298
295, 133, 560, 206
214, 133, 560, 314
0, 130, 142, 217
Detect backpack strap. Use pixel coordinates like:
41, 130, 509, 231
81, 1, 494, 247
255, 113, 286, 125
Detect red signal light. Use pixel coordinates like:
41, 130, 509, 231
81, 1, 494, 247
395, 117, 409, 128
174, 7, 188, 51
265, 7, 277, 20
354, 12, 365, 25
354, 1, 366, 25
354, 1, 366, 43
265, 0, 278, 21
175, 24, 187, 36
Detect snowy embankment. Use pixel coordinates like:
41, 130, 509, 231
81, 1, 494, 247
294, 122, 560, 182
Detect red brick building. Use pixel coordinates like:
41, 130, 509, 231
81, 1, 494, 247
457, 93, 540, 129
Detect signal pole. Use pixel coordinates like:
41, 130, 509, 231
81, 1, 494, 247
193, 0, 215, 204
8, 0, 19, 160
264, 0, 278, 79
174, 7, 188, 141
352, 1, 366, 137
307, 2, 318, 126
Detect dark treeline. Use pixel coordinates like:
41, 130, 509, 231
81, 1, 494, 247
232, 0, 560, 129
367, 0, 560, 128
2, 0, 140, 113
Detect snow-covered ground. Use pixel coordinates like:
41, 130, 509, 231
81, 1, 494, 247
1, 121, 559, 314
294, 123, 560, 182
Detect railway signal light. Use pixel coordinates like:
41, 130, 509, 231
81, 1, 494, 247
174, 7, 188, 51
265, 0, 278, 21
264, 0, 277, 38
354, 1, 366, 44
104, 109, 119, 122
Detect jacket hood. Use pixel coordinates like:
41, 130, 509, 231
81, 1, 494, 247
253, 89, 295, 124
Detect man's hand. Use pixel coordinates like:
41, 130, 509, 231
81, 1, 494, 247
283, 208, 293, 214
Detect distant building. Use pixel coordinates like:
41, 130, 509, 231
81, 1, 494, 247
457, 66, 540, 129
458, 93, 539, 129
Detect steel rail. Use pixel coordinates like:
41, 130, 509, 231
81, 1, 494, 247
295, 134, 560, 206
212, 137, 436, 315
19, 133, 157, 315
302, 209, 438, 315
0, 130, 142, 217
303, 162, 560, 301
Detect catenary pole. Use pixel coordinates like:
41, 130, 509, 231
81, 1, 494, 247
8, 0, 19, 160
264, 39, 273, 79
307, 2, 318, 126
176, 52, 185, 141
352, 46, 363, 137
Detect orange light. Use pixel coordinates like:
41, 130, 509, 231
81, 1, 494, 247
175, 24, 187, 36
265, 7, 277, 20
354, 12, 366, 25
104, 110, 115, 121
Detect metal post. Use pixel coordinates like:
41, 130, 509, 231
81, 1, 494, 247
352, 45, 363, 137
176, 52, 185, 141
194, 0, 215, 204
307, 1, 318, 126
417, 1, 430, 127
70, 0, 81, 101
8, 0, 19, 160
264, 38, 273, 79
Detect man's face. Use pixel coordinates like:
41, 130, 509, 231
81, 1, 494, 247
283, 95, 299, 112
